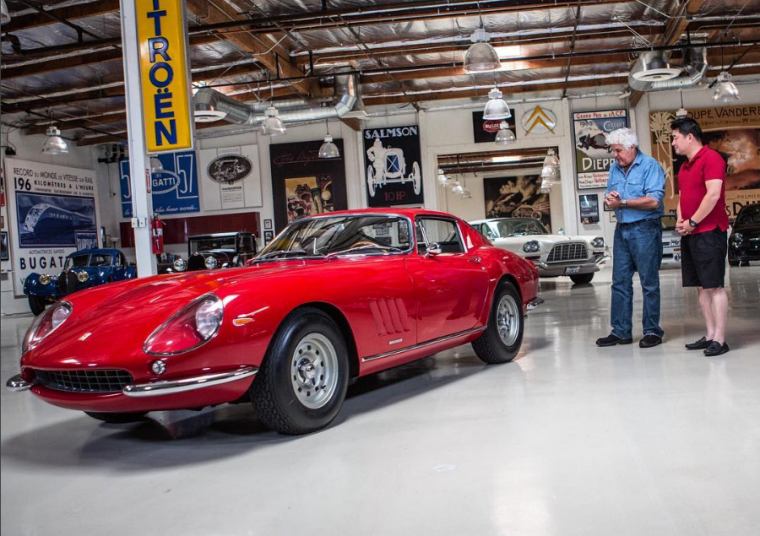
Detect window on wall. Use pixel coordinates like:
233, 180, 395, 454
416, 218, 464, 254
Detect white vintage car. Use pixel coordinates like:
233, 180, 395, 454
469, 217, 608, 284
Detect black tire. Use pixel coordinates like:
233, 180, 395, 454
570, 273, 594, 285
728, 259, 739, 267
251, 308, 349, 435
472, 281, 524, 364
85, 411, 148, 424
740, 261, 751, 267
28, 295, 47, 316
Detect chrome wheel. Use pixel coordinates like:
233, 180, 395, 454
291, 333, 339, 409
496, 293, 520, 346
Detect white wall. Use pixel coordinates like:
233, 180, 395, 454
1, 129, 97, 315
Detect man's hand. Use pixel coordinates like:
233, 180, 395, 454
605, 190, 621, 209
676, 219, 694, 236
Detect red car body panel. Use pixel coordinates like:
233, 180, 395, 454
18, 209, 539, 413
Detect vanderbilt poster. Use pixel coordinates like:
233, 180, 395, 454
649, 105, 760, 219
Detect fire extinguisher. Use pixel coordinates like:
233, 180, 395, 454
151, 214, 164, 254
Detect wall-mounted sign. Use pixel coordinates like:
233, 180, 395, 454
120, 150, 199, 217
199, 145, 262, 211
579, 194, 600, 224
483, 175, 551, 231
573, 109, 629, 190
363, 125, 424, 207
649, 105, 760, 220
472, 111, 516, 143
4, 159, 99, 297
136, 0, 193, 152
521, 106, 557, 136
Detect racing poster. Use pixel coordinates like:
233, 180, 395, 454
269, 140, 347, 231
4, 158, 99, 297
363, 125, 424, 207
573, 109, 629, 190
119, 150, 199, 217
198, 144, 262, 211
649, 104, 760, 220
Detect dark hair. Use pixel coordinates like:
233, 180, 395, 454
671, 117, 703, 143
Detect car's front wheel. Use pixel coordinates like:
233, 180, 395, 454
472, 281, 524, 364
570, 273, 594, 285
85, 411, 148, 424
28, 295, 47, 316
251, 308, 349, 435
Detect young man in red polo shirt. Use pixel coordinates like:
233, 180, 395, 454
671, 118, 730, 356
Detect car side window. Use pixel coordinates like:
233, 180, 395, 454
417, 218, 464, 254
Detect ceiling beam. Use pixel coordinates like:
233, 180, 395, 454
1, 0, 120, 33
185, 0, 315, 97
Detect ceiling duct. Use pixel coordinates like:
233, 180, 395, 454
194, 74, 359, 126
630, 50, 680, 83
629, 47, 708, 91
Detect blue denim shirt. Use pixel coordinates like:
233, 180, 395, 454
605, 150, 665, 223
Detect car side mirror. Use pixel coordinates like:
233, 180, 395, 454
426, 242, 443, 256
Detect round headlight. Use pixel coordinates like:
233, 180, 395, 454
22, 301, 72, 354
173, 258, 187, 272
732, 233, 743, 243
523, 241, 540, 253
591, 237, 605, 248
195, 298, 224, 339
77, 271, 89, 283
39, 274, 51, 286
204, 256, 218, 270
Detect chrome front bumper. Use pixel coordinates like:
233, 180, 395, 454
6, 367, 258, 397
534, 253, 609, 277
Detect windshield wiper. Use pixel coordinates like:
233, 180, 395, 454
252, 249, 311, 262
325, 244, 403, 259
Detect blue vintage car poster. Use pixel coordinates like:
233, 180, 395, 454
119, 150, 199, 217
363, 125, 424, 207
4, 158, 100, 297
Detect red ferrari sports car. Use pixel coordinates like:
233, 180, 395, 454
7, 209, 540, 435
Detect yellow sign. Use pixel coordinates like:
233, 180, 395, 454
136, 0, 193, 152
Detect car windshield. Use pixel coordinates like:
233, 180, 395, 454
65, 255, 89, 270
190, 236, 237, 255
256, 215, 411, 260
736, 205, 760, 225
489, 218, 549, 238
661, 215, 677, 231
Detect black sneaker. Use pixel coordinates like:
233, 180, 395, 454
596, 334, 633, 347
685, 337, 712, 350
639, 335, 663, 348
704, 341, 730, 356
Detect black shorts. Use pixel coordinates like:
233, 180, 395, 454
681, 227, 728, 288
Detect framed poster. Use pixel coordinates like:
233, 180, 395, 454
198, 144, 262, 211
363, 125, 424, 207
573, 109, 629, 190
650, 105, 760, 220
1, 231, 8, 261
5, 158, 99, 297
270, 140, 347, 231
120, 150, 200, 217
472, 111, 516, 143
579, 194, 600, 224
483, 175, 551, 231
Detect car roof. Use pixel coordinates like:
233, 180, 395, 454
189, 232, 254, 239
314, 208, 458, 219
68, 248, 121, 257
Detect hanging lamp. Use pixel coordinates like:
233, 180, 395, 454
41, 126, 68, 155
483, 88, 511, 120
495, 121, 515, 145
464, 28, 501, 73
318, 120, 340, 159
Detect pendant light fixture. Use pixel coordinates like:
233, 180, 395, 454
712, 71, 740, 104
483, 88, 511, 120
464, 28, 501, 73
675, 89, 688, 118
451, 181, 465, 195
495, 121, 515, 145
41, 125, 68, 155
541, 149, 559, 178
437, 169, 450, 186
150, 156, 164, 172
261, 106, 286, 136
318, 120, 340, 159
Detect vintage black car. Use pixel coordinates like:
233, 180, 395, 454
172, 232, 258, 272
729, 204, 760, 267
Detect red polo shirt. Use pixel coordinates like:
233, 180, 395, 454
678, 146, 729, 234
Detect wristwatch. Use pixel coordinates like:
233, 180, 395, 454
689, 218, 699, 228
622, 199, 628, 208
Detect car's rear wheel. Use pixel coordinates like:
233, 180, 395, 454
28, 295, 47, 316
570, 273, 594, 285
472, 281, 524, 364
85, 411, 148, 424
251, 308, 349, 435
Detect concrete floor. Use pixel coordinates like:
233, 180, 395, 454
2, 267, 759, 536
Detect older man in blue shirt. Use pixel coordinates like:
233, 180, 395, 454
596, 128, 666, 349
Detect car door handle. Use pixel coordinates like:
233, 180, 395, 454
468, 256, 482, 264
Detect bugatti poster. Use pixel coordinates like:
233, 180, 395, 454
5, 159, 99, 297
573, 109, 629, 190
363, 125, 424, 207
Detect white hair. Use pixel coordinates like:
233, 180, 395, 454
605, 128, 639, 150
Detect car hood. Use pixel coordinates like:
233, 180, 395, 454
491, 234, 593, 252
733, 223, 760, 237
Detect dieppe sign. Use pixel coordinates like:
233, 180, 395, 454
136, 0, 193, 153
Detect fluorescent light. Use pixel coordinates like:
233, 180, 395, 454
491, 155, 522, 163
495, 45, 521, 59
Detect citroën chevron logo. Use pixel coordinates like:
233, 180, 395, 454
521, 106, 557, 136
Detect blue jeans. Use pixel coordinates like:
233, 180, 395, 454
611, 219, 664, 339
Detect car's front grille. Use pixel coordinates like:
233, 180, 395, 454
547, 242, 588, 263
35, 369, 133, 393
